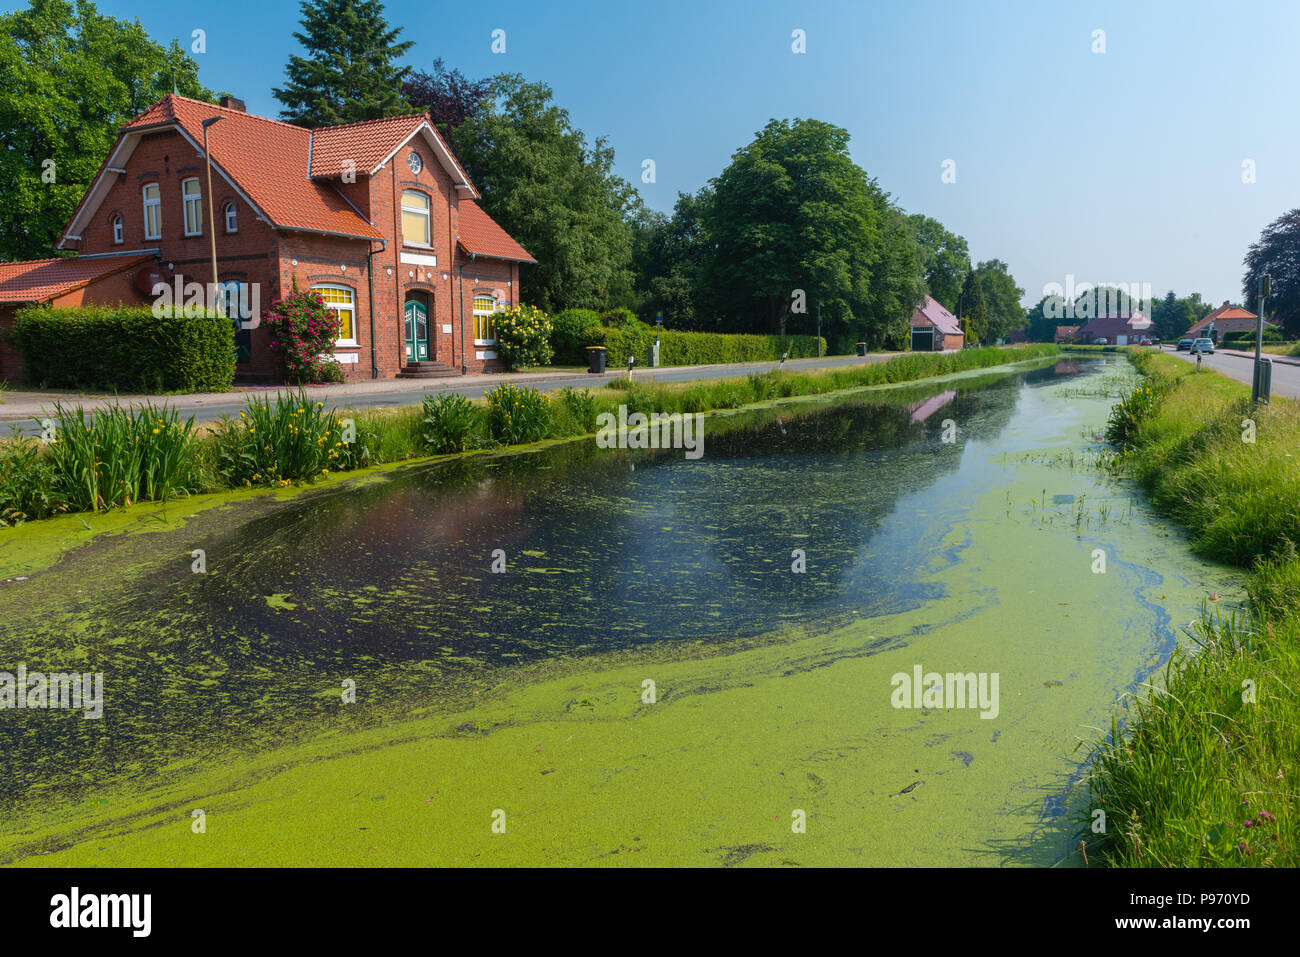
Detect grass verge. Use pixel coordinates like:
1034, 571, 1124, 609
1081, 349, 1299, 866
0, 344, 1057, 526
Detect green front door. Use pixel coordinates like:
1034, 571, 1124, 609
404, 299, 429, 362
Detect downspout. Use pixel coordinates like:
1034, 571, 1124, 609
458, 255, 473, 375
367, 239, 385, 379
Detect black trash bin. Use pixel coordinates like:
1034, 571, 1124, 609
856, 342, 867, 356
587, 346, 607, 374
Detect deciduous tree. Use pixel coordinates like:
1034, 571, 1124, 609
0, 0, 211, 259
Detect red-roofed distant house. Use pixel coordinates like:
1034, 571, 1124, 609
1074, 313, 1154, 345
1186, 302, 1273, 342
0, 94, 535, 384
909, 296, 965, 351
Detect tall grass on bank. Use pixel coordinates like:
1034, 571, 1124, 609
0, 345, 1056, 525
212, 390, 369, 486
50, 403, 203, 512
1082, 350, 1300, 866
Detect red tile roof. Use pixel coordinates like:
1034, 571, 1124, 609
117, 95, 382, 240
458, 201, 536, 262
0, 253, 155, 303
910, 295, 963, 336
1188, 301, 1265, 333
309, 114, 427, 178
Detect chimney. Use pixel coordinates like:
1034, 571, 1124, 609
219, 95, 246, 112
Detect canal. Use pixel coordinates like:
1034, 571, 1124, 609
0, 355, 1244, 865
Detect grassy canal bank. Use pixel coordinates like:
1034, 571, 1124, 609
1083, 349, 1300, 866
0, 344, 1058, 528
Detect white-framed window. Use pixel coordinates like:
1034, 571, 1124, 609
313, 284, 357, 346
473, 294, 499, 344
142, 183, 161, 240
401, 189, 431, 247
111, 215, 123, 244
181, 178, 202, 236
224, 201, 237, 233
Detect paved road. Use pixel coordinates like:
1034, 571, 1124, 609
0, 352, 891, 438
1165, 344, 1300, 399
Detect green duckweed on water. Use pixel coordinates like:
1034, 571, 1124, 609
0, 356, 1243, 866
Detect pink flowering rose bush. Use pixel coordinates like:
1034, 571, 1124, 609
261, 289, 345, 384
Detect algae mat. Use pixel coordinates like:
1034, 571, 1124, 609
0, 359, 1243, 866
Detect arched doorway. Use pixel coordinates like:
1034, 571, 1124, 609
404, 291, 430, 362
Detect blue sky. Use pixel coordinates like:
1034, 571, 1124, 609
16, 0, 1300, 306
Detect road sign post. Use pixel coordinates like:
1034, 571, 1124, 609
1253, 274, 1270, 404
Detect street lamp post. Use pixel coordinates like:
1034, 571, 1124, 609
201, 116, 223, 305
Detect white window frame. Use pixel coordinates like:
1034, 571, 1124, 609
313, 283, 358, 347
142, 183, 161, 240
224, 201, 237, 233
473, 295, 499, 346
401, 189, 431, 248
111, 215, 123, 244
181, 178, 202, 236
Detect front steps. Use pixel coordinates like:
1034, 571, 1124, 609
397, 361, 461, 379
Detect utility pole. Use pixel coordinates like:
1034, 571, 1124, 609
201, 116, 223, 307
816, 303, 822, 357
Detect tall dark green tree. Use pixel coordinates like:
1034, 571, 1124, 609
906, 214, 969, 312
0, 0, 211, 260
1243, 209, 1300, 335
958, 269, 989, 344
1024, 294, 1067, 341
967, 260, 1024, 343
273, 0, 413, 126
452, 74, 638, 312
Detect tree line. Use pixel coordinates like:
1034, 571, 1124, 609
7, 0, 1298, 346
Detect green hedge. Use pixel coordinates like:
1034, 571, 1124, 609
13, 305, 235, 393
1220, 328, 1284, 345
589, 323, 826, 368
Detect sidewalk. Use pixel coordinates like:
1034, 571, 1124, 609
1217, 347, 1300, 367
0, 352, 895, 424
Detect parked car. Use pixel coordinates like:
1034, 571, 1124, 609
1093, 337, 1108, 345
1139, 338, 1154, 346
1177, 338, 1195, 351
1192, 337, 1215, 354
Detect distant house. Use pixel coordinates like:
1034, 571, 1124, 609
1074, 313, 1154, 345
909, 296, 964, 351
1054, 325, 1081, 343
1186, 301, 1271, 342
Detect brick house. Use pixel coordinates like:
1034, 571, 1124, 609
909, 296, 965, 351
1074, 314, 1153, 345
0, 94, 534, 384
1185, 301, 1272, 342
